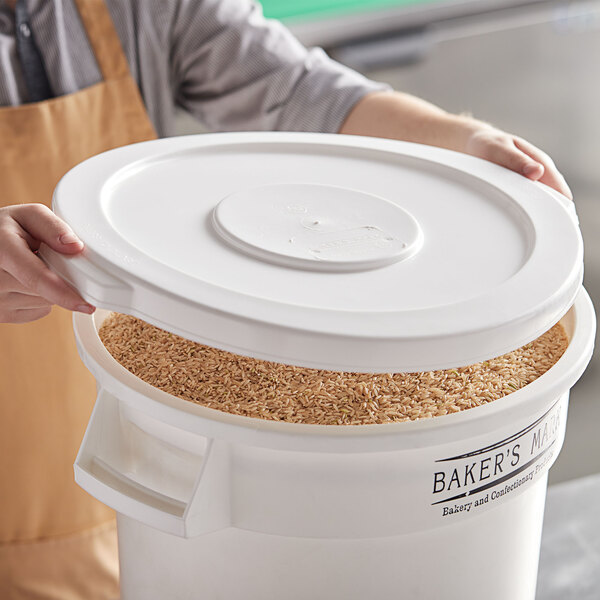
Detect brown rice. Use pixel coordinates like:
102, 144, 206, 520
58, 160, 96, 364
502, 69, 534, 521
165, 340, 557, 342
99, 313, 568, 425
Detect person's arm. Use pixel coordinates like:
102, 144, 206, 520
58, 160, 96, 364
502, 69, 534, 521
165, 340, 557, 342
340, 91, 572, 198
172, 0, 570, 198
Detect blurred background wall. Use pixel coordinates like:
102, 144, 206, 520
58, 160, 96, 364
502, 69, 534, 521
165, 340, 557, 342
175, 0, 600, 485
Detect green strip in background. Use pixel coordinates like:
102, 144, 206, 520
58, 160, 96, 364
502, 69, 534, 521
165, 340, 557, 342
259, 0, 442, 22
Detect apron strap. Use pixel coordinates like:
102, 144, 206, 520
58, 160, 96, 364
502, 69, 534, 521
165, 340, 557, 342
15, 0, 54, 102
73, 0, 130, 81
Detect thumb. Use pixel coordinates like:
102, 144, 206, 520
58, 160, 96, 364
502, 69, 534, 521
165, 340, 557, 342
11, 204, 84, 255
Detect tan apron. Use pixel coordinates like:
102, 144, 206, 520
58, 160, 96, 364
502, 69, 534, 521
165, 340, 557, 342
0, 0, 156, 597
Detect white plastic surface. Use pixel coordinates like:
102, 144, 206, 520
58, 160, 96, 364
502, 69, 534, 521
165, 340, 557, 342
73, 290, 594, 599
212, 183, 423, 271
117, 479, 547, 600
45, 132, 584, 372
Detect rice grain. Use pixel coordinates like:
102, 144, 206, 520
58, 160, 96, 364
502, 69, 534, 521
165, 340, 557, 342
99, 313, 568, 425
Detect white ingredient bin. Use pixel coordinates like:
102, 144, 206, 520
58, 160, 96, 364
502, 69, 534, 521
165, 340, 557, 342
41, 133, 595, 600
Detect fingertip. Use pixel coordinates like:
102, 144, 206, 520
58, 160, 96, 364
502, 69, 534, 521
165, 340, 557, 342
76, 303, 96, 314
538, 170, 573, 200
58, 232, 84, 252
522, 162, 544, 179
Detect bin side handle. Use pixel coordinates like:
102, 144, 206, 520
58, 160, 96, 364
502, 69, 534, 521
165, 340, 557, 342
90, 457, 187, 516
74, 390, 231, 538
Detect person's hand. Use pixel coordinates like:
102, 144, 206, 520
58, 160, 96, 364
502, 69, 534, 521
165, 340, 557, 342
463, 125, 572, 199
339, 91, 572, 199
0, 204, 95, 323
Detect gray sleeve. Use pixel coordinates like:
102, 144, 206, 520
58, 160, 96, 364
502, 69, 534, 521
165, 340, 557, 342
171, 0, 389, 133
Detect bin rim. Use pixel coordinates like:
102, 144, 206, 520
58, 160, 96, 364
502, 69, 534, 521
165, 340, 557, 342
73, 287, 595, 454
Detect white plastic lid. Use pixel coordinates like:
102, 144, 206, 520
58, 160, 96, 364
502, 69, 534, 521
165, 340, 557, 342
43, 133, 583, 372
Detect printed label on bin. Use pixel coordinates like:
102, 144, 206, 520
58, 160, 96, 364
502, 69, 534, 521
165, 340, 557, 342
430, 399, 565, 519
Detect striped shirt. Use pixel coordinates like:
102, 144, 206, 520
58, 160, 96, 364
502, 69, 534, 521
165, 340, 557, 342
0, 0, 387, 137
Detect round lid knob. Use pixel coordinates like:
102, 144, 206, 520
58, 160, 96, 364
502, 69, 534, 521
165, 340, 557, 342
212, 183, 423, 272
